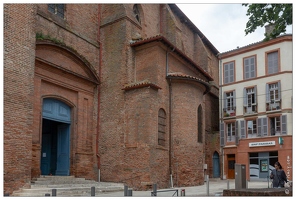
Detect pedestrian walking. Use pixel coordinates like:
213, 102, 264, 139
270, 161, 287, 188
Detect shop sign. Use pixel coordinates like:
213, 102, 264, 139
249, 141, 275, 147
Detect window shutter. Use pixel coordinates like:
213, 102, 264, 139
220, 123, 225, 146
266, 84, 270, 103
262, 117, 268, 136
240, 120, 245, 139
268, 52, 278, 74
229, 62, 234, 83
278, 81, 281, 100
281, 115, 287, 135
223, 92, 227, 111
233, 90, 236, 109
244, 58, 249, 79
257, 118, 262, 137
243, 88, 247, 107
224, 64, 229, 84
250, 57, 255, 78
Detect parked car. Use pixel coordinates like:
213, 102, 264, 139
250, 164, 275, 178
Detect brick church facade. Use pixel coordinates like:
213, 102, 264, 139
3, 4, 220, 194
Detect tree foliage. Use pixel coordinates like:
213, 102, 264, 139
243, 4, 292, 41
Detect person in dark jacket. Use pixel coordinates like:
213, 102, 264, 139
270, 161, 287, 188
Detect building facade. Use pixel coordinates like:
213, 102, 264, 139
4, 4, 220, 194
218, 33, 292, 181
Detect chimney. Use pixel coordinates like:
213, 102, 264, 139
265, 24, 275, 36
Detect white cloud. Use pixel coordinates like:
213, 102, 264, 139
177, 3, 292, 53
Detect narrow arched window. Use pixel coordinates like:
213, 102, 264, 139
198, 105, 203, 143
48, 4, 65, 19
158, 109, 166, 146
133, 4, 141, 24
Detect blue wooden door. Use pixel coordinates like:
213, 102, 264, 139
41, 133, 51, 175
213, 151, 220, 178
42, 98, 71, 176
55, 124, 70, 176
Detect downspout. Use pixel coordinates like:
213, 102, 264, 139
218, 54, 223, 180
166, 47, 175, 187
96, 4, 102, 181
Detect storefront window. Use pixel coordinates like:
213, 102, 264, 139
249, 152, 278, 179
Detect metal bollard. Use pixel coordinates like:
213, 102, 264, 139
181, 189, 185, 196
124, 185, 128, 196
227, 180, 229, 189
127, 189, 133, 196
267, 176, 270, 188
91, 186, 95, 196
52, 189, 57, 196
152, 183, 157, 196
45, 193, 50, 196
206, 175, 209, 196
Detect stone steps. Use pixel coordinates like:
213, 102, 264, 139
11, 176, 124, 197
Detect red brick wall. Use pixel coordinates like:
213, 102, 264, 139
32, 43, 98, 181
4, 4, 220, 194
35, 4, 100, 75
3, 4, 37, 194
170, 83, 205, 187
98, 4, 219, 190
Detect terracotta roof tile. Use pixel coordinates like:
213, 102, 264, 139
122, 80, 162, 91
130, 35, 214, 82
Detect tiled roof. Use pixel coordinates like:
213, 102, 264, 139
219, 34, 292, 57
122, 80, 162, 91
130, 35, 214, 82
167, 72, 211, 94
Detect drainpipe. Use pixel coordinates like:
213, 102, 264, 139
96, 4, 102, 181
166, 47, 175, 187
218, 54, 223, 179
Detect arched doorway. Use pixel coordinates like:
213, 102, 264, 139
41, 98, 71, 176
213, 151, 220, 178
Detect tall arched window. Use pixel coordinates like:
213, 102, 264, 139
158, 109, 166, 146
133, 4, 141, 24
198, 105, 203, 143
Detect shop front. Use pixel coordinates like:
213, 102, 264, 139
223, 135, 292, 181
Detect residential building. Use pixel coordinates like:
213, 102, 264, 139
3, 4, 220, 194
218, 29, 292, 181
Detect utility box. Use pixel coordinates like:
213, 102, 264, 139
235, 164, 246, 189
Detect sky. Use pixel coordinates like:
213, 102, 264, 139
176, 3, 293, 53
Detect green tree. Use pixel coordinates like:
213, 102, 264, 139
243, 4, 292, 41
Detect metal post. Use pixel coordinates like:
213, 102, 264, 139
181, 189, 185, 196
45, 193, 50, 196
91, 186, 95, 196
267, 175, 270, 188
206, 175, 209, 196
127, 189, 132, 196
227, 180, 229, 189
52, 189, 57, 196
152, 183, 157, 196
124, 185, 128, 196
